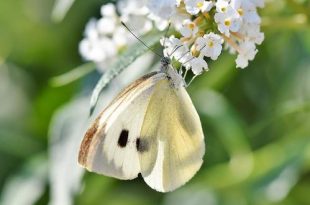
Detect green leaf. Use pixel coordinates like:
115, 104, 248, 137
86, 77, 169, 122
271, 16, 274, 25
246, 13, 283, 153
89, 30, 164, 115
49, 62, 96, 87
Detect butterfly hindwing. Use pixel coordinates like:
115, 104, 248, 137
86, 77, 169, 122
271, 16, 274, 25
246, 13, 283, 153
78, 72, 165, 179
139, 79, 205, 192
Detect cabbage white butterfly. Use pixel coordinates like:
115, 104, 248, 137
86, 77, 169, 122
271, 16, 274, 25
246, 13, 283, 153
78, 21, 205, 191
78, 56, 205, 192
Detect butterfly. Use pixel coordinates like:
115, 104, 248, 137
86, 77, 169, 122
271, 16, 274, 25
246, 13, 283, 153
78, 56, 205, 192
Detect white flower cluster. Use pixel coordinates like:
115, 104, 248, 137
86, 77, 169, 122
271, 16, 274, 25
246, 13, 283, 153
79, 0, 154, 71
79, 0, 264, 75
158, 0, 265, 75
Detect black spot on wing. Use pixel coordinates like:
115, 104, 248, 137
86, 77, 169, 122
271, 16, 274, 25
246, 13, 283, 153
136, 138, 149, 152
118, 129, 129, 147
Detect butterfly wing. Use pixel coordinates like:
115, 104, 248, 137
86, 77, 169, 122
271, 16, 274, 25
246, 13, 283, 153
139, 79, 205, 192
78, 72, 165, 180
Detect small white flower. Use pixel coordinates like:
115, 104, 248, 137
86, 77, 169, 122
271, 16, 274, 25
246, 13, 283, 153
170, 12, 192, 30
215, 0, 230, 13
161, 36, 189, 60
148, 4, 191, 31
148, 13, 170, 31
79, 37, 117, 63
236, 40, 258, 68
184, 0, 214, 15
112, 27, 129, 48
179, 20, 199, 38
118, 0, 152, 35
97, 4, 119, 36
97, 16, 118, 35
214, 6, 242, 36
240, 23, 264, 44
120, 14, 153, 35
147, 0, 178, 20
117, 0, 149, 16
231, 0, 261, 24
196, 33, 224, 60
188, 57, 209, 75
101, 3, 117, 17
84, 19, 99, 40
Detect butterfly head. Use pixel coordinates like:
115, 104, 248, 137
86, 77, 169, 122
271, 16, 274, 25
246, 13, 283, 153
160, 57, 185, 88
160, 57, 171, 68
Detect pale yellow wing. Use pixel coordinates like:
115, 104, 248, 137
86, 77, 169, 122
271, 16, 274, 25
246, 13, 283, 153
139, 79, 205, 192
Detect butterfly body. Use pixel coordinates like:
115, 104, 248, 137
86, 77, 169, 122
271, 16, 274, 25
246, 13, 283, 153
78, 61, 205, 192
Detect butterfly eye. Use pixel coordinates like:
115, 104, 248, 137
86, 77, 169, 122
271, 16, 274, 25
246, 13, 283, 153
118, 129, 129, 147
136, 138, 149, 153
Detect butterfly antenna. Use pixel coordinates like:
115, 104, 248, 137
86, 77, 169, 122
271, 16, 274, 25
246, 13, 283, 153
161, 23, 184, 58
182, 45, 207, 86
121, 22, 163, 58
169, 45, 183, 57
176, 50, 190, 62
182, 45, 206, 65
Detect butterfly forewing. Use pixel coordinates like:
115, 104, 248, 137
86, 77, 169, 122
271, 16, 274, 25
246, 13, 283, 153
78, 72, 165, 179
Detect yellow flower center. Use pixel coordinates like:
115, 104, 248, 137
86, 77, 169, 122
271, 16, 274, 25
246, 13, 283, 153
192, 45, 199, 57
208, 41, 214, 47
238, 8, 244, 16
188, 22, 195, 30
198, 30, 205, 36
224, 19, 231, 26
221, 7, 226, 12
197, 2, 204, 8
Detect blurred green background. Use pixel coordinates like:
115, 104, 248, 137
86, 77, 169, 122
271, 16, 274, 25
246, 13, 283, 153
0, 0, 310, 205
